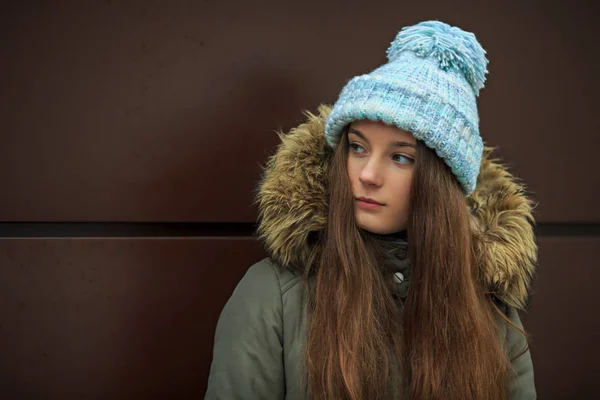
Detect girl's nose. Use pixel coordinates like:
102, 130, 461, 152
358, 159, 383, 187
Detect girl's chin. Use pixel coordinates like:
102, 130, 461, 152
356, 220, 390, 235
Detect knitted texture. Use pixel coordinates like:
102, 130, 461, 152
324, 20, 489, 195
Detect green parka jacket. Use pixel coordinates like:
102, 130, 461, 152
205, 105, 538, 399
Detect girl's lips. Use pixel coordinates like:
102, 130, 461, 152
356, 199, 383, 210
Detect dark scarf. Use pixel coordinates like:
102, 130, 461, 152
367, 230, 411, 299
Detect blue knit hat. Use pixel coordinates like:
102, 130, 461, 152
324, 20, 489, 195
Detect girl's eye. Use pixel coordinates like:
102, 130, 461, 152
349, 143, 365, 154
392, 154, 414, 164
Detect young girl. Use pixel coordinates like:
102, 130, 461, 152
205, 20, 537, 400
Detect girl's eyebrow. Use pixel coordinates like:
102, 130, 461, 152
348, 128, 416, 149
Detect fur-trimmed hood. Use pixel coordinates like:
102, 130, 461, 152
255, 105, 537, 311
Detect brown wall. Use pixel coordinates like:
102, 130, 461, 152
1, 0, 598, 398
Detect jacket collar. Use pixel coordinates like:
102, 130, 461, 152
255, 105, 537, 310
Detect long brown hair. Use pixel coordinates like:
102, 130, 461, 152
302, 127, 525, 399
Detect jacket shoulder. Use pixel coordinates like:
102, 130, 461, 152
250, 257, 303, 296
216, 258, 291, 326
205, 257, 299, 399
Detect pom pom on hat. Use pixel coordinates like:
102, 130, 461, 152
386, 20, 489, 96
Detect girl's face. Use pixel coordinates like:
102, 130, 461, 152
346, 120, 416, 235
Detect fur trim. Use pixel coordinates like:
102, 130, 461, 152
255, 104, 537, 310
